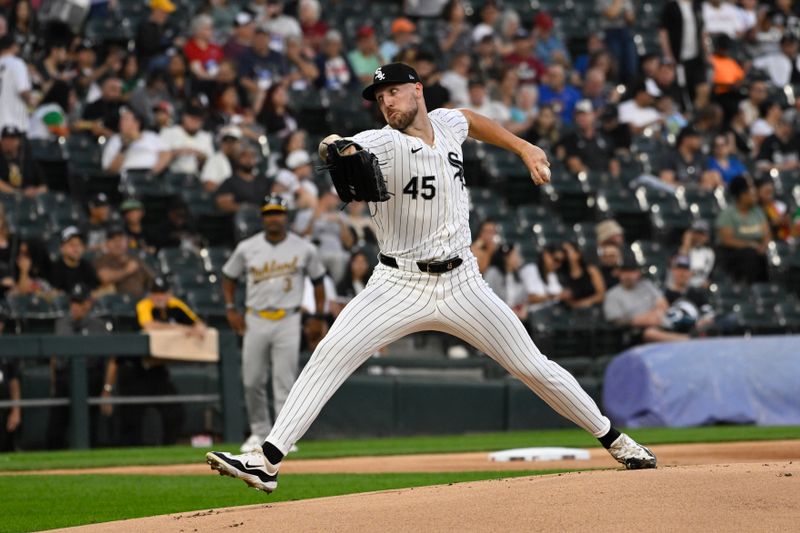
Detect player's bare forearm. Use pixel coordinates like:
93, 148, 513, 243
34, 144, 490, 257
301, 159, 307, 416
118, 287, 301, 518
460, 108, 529, 155
222, 276, 237, 306
313, 280, 325, 316
458, 109, 550, 185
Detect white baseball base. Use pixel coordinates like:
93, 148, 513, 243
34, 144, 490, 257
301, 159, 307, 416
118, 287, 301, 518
488, 447, 590, 462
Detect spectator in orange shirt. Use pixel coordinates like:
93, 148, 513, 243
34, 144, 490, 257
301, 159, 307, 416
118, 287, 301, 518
709, 35, 744, 121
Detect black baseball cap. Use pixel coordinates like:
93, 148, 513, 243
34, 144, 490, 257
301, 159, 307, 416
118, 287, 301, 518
619, 253, 640, 271
151, 277, 170, 293
673, 255, 691, 269
60, 225, 83, 243
1, 125, 23, 138
89, 192, 110, 207
106, 225, 126, 238
261, 194, 288, 214
362, 62, 422, 101
69, 283, 91, 302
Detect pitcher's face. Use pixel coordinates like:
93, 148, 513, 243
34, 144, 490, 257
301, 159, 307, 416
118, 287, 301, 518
375, 83, 421, 131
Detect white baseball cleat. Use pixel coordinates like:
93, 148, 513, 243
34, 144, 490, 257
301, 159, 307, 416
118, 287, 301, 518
608, 433, 657, 470
240, 434, 264, 453
206, 449, 280, 493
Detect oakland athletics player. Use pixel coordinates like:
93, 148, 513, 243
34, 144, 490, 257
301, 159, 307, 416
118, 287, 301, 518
207, 63, 656, 492
221, 195, 326, 454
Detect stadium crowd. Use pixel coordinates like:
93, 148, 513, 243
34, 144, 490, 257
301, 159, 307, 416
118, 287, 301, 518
1, 0, 800, 450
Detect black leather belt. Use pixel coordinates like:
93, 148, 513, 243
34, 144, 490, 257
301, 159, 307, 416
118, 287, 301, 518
378, 253, 463, 274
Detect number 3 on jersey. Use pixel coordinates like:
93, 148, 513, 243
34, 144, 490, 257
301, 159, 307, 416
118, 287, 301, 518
403, 175, 436, 200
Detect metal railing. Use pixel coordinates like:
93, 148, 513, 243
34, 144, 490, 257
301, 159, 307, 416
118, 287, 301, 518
0, 333, 243, 449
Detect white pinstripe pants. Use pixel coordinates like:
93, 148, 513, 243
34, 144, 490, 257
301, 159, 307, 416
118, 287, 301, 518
266, 253, 611, 453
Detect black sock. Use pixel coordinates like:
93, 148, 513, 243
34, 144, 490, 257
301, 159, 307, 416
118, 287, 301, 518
262, 442, 285, 464
598, 427, 621, 449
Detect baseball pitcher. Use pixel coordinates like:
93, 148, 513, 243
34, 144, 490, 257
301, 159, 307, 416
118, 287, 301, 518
208, 63, 656, 493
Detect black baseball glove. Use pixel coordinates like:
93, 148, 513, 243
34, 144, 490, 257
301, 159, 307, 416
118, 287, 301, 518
322, 139, 391, 203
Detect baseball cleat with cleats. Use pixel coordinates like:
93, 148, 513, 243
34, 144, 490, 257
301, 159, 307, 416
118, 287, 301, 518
206, 449, 280, 493
608, 433, 657, 470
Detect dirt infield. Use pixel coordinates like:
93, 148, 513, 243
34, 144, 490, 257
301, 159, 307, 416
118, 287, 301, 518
53, 462, 799, 533
26, 440, 800, 532
9, 439, 800, 476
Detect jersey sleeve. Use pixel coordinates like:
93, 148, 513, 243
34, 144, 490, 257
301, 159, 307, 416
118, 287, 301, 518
305, 242, 326, 281
12, 58, 31, 93
169, 297, 200, 324
430, 108, 469, 144
101, 135, 122, 170
221, 242, 247, 279
519, 264, 546, 296
136, 298, 155, 327
351, 129, 395, 165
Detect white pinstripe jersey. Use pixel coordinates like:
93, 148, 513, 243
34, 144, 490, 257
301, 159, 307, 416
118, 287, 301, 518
352, 108, 471, 262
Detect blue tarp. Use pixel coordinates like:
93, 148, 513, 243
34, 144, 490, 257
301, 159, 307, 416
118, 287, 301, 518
602, 336, 800, 427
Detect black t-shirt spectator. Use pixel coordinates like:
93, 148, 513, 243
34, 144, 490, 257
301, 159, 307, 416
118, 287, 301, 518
0, 358, 19, 393
558, 131, 614, 171
660, 150, 705, 183
82, 99, 122, 133
238, 49, 289, 88
756, 134, 800, 166
664, 285, 709, 309
0, 151, 43, 189
602, 122, 632, 152
136, 20, 177, 67
215, 174, 272, 207
423, 83, 451, 111
49, 258, 99, 293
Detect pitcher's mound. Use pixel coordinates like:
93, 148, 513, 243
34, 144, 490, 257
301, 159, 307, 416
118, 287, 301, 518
62, 462, 799, 533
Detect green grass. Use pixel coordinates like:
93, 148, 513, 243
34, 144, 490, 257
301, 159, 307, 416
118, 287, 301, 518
1, 425, 798, 472
0, 470, 568, 532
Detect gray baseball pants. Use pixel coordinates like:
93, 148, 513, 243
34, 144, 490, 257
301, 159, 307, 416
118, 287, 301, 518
242, 312, 302, 438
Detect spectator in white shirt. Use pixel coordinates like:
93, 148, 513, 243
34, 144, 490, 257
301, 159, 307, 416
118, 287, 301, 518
262, 0, 302, 49
736, 0, 758, 34
750, 100, 783, 152
102, 107, 170, 174
201, 125, 241, 192
465, 78, 511, 126
753, 35, 800, 88
160, 106, 214, 175
0, 35, 32, 133
738, 78, 769, 127
702, 0, 744, 38
272, 149, 318, 210
439, 52, 471, 107
519, 244, 566, 311
618, 82, 662, 134
678, 220, 715, 288
484, 242, 529, 321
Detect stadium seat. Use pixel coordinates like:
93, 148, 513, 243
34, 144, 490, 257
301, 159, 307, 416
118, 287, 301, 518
95, 293, 139, 332
233, 206, 262, 241
650, 199, 692, 245
735, 303, 783, 335
30, 139, 67, 163
531, 220, 571, 247
158, 248, 204, 274
66, 134, 103, 172
775, 301, 800, 333
710, 282, 749, 313
200, 246, 232, 275
750, 282, 784, 307
596, 187, 651, 241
